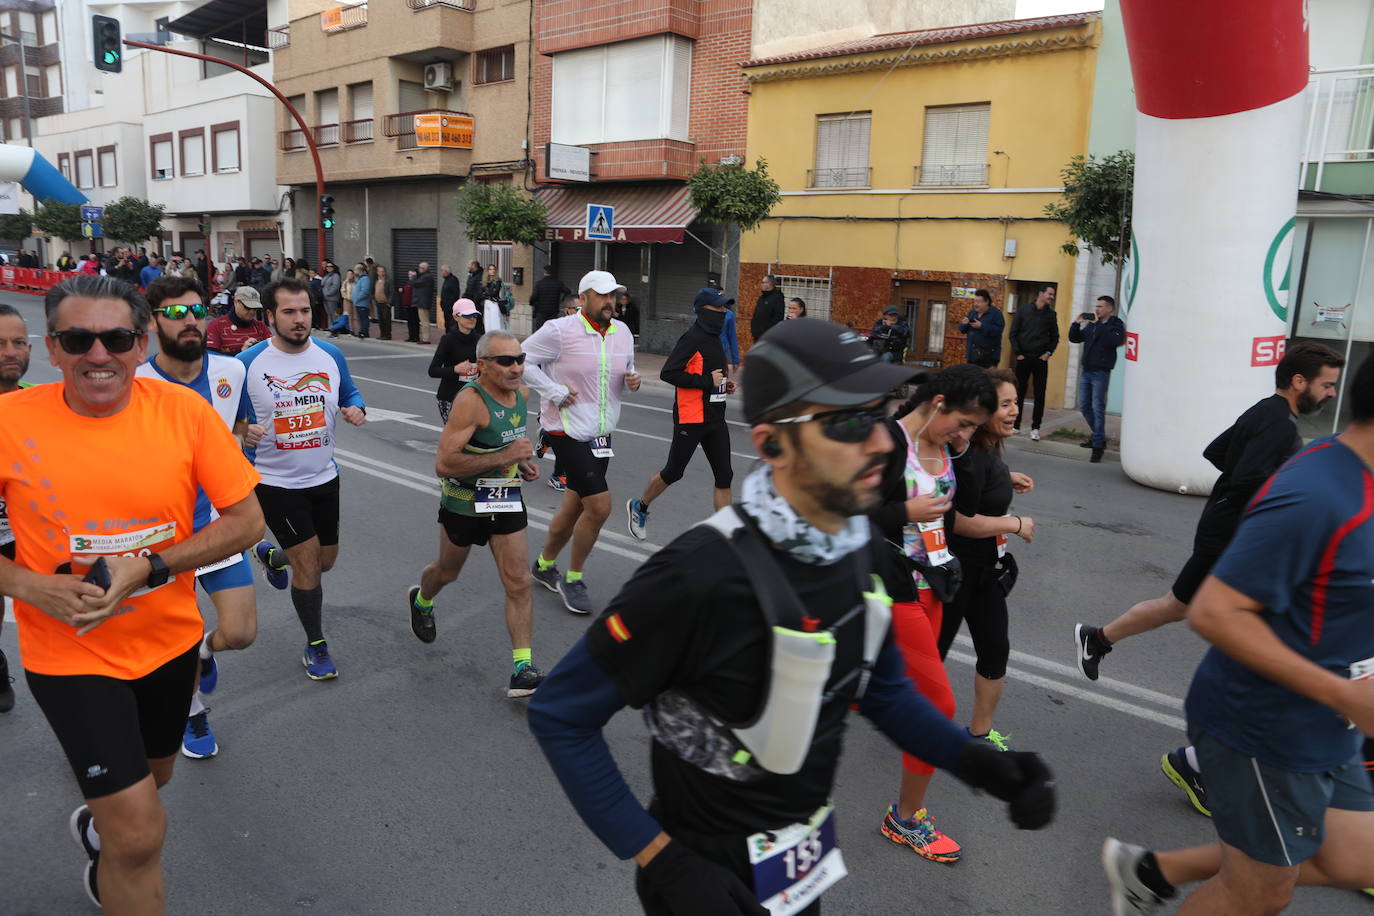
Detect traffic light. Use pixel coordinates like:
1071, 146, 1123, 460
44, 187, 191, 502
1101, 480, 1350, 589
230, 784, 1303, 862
92, 15, 122, 73
319, 195, 335, 230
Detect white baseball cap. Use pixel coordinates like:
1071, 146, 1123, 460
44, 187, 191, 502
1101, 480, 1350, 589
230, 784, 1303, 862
578, 270, 626, 295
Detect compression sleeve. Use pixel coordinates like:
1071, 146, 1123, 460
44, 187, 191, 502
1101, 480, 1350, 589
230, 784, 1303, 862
527, 636, 663, 860
858, 640, 970, 772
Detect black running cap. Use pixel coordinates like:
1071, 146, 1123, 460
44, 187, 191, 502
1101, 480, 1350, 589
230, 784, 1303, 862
742, 318, 921, 424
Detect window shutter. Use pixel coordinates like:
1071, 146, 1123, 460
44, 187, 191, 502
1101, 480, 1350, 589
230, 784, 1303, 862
920, 104, 989, 185
183, 134, 204, 175
351, 82, 373, 121
604, 38, 664, 142
551, 47, 605, 144
99, 150, 116, 186
153, 141, 172, 178
814, 113, 870, 187
215, 129, 239, 171
668, 35, 692, 141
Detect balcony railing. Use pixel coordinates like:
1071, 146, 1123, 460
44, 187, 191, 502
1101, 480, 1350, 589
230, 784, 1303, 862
267, 26, 290, 49
1301, 64, 1374, 188
914, 163, 989, 187
280, 128, 307, 151
314, 123, 340, 146
384, 109, 473, 150
806, 166, 871, 189
320, 3, 368, 32
343, 118, 374, 143
408, 0, 474, 8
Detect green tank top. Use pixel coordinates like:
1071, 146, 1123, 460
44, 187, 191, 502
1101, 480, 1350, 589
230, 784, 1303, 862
439, 381, 527, 517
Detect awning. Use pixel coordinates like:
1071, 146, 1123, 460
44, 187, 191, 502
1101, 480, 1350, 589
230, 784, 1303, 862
166, 0, 268, 47
537, 185, 697, 244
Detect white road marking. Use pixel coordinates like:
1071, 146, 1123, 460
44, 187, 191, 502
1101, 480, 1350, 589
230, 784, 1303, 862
347, 354, 432, 360
3, 595, 11, 623
365, 407, 444, 432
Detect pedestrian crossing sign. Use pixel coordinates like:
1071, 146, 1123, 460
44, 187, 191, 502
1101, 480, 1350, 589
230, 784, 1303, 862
586, 204, 614, 241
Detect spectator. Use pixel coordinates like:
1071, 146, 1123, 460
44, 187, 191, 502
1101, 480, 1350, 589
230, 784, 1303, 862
786, 297, 806, 319
248, 258, 270, 292
1068, 294, 1126, 463
440, 265, 461, 334
751, 273, 786, 341
1009, 283, 1059, 440
373, 265, 393, 340
869, 305, 910, 363
321, 261, 342, 327
339, 268, 356, 336
135, 246, 150, 274
462, 259, 483, 303
615, 291, 640, 336
959, 289, 1005, 368
139, 256, 163, 288
412, 261, 436, 344
529, 264, 568, 332
205, 286, 272, 355
195, 249, 211, 296
402, 268, 419, 342
352, 261, 374, 338
56, 251, 74, 271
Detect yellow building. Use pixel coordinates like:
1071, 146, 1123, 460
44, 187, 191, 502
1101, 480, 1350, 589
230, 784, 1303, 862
739, 12, 1101, 407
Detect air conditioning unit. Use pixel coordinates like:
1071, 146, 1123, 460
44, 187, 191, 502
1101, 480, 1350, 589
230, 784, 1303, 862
423, 62, 454, 92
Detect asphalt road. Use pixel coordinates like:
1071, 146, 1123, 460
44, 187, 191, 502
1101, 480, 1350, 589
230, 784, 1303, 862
0, 291, 1367, 915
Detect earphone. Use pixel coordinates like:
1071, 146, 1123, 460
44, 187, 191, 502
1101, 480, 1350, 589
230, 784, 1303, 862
762, 439, 783, 458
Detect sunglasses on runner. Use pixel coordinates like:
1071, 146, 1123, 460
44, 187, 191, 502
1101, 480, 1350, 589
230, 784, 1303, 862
153, 303, 208, 320
770, 403, 888, 443
48, 328, 144, 355
482, 354, 526, 366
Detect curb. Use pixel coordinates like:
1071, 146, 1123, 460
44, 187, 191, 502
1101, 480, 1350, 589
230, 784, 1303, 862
1006, 437, 1121, 463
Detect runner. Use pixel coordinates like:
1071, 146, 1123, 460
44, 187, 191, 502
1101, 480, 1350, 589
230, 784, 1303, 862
869, 364, 995, 865
137, 275, 259, 759
626, 288, 736, 540
529, 319, 1054, 916
408, 330, 546, 697
428, 298, 481, 422
0, 274, 261, 909
536, 293, 585, 493
522, 270, 640, 614
0, 302, 32, 714
239, 277, 366, 680
1074, 342, 1342, 815
1103, 355, 1374, 915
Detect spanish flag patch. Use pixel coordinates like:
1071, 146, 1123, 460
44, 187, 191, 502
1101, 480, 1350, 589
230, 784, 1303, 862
606, 613, 631, 643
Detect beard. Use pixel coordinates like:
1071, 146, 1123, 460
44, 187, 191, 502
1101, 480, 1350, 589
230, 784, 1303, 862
1297, 389, 1328, 415
0, 356, 29, 385
159, 329, 204, 362
794, 448, 885, 517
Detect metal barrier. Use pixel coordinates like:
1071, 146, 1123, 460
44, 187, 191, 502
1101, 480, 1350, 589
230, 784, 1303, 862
0, 266, 65, 295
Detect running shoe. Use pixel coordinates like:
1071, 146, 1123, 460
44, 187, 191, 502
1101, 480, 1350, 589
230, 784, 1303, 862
880, 804, 962, 864
70, 804, 100, 907
967, 726, 1014, 751
547, 474, 567, 491
181, 710, 218, 759
408, 585, 436, 644
302, 641, 338, 680
1161, 747, 1210, 817
626, 497, 650, 540
535, 431, 550, 459
532, 560, 561, 593
0, 648, 14, 714
1101, 837, 1167, 915
1362, 888, 1374, 898
1074, 623, 1111, 682
558, 577, 593, 615
199, 653, 219, 695
508, 663, 545, 698
253, 540, 289, 590
1029, 428, 1041, 441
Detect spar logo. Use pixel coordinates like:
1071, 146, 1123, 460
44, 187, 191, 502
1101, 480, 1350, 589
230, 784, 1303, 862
1251, 335, 1287, 367
1263, 218, 1295, 323
262, 370, 332, 393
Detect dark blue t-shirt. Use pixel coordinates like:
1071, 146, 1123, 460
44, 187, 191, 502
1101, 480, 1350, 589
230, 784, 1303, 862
1185, 436, 1374, 773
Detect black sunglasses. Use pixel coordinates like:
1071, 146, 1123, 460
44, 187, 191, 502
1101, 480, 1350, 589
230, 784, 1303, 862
483, 354, 526, 366
771, 403, 888, 443
153, 303, 207, 320
49, 328, 144, 355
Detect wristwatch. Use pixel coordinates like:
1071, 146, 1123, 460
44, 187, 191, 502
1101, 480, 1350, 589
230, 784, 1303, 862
145, 553, 170, 589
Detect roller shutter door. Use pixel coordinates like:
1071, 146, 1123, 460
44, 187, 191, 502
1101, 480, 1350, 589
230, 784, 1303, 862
299, 228, 335, 265
391, 228, 438, 276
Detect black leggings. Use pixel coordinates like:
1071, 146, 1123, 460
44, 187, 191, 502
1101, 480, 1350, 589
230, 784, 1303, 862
659, 422, 733, 489
936, 562, 1009, 680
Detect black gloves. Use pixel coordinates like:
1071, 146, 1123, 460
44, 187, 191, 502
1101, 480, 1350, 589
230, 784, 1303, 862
637, 840, 769, 916
955, 741, 1056, 830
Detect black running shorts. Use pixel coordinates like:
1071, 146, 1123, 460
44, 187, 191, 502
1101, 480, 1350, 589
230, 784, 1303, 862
1170, 546, 1223, 605
255, 475, 342, 549
26, 643, 199, 798
548, 436, 611, 498
438, 506, 527, 547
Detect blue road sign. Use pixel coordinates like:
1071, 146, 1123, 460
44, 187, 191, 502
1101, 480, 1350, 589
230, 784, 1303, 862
81, 222, 102, 239
586, 204, 614, 241
80, 206, 104, 222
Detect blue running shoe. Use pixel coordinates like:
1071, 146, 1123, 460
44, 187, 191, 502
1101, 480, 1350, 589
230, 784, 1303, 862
547, 474, 566, 491
532, 560, 561, 593
626, 497, 649, 541
181, 710, 218, 758
303, 641, 338, 680
254, 540, 289, 590
199, 654, 219, 695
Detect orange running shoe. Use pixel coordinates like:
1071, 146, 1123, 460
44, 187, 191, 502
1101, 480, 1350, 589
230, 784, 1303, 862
880, 804, 962, 863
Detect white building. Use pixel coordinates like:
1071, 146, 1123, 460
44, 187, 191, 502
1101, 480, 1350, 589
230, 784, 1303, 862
32, 0, 292, 266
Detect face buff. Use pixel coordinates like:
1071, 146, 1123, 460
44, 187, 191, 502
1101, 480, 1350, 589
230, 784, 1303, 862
739, 465, 869, 566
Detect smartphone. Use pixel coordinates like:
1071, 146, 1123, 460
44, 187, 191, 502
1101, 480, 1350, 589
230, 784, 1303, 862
1079, 313, 1094, 322
82, 556, 111, 590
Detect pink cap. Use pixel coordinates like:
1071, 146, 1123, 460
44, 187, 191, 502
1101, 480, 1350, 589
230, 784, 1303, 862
453, 298, 478, 318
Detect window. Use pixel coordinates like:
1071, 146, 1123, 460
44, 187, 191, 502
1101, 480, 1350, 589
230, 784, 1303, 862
475, 46, 515, 84
18, 12, 35, 46
57, 151, 70, 180
926, 300, 948, 350
3, 67, 15, 98
44, 63, 59, 97
40, 10, 56, 44
212, 123, 240, 172
23, 65, 39, 97
180, 130, 205, 176
919, 103, 990, 187
314, 89, 339, 145
75, 151, 94, 190
150, 135, 173, 180
6, 118, 20, 141
551, 35, 691, 145
775, 275, 832, 323
346, 82, 373, 142
477, 242, 513, 284
811, 113, 871, 188
97, 147, 116, 187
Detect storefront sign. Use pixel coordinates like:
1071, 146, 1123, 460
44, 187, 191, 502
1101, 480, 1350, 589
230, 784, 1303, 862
952, 286, 977, 298
414, 114, 474, 149
546, 143, 590, 182
320, 7, 343, 30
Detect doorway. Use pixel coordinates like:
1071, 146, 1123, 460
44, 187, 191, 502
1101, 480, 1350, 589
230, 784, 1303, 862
893, 280, 951, 366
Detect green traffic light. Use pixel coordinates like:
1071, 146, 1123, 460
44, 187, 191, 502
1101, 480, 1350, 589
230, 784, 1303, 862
322, 219, 335, 229
103, 51, 119, 64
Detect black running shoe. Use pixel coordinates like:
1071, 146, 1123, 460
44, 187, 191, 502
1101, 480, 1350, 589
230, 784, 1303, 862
1161, 747, 1210, 817
1074, 623, 1111, 682
508, 664, 545, 698
0, 649, 14, 713
408, 586, 436, 644
70, 804, 100, 906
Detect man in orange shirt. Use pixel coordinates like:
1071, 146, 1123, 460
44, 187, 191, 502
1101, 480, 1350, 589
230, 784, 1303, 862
0, 275, 263, 914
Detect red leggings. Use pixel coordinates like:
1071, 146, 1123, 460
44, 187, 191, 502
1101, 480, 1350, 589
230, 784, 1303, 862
892, 591, 957, 775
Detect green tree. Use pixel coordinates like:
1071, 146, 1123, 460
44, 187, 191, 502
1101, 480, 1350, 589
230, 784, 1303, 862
687, 158, 781, 286
1043, 151, 1134, 267
33, 199, 83, 244
102, 196, 166, 246
456, 181, 547, 247
0, 211, 33, 242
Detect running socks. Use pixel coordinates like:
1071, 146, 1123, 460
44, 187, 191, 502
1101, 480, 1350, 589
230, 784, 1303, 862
565, 570, 583, 583
513, 648, 531, 675
189, 691, 206, 717
1184, 745, 1201, 774
537, 555, 557, 571
1093, 629, 1114, 651
1136, 851, 1177, 899
413, 590, 434, 612
291, 585, 325, 644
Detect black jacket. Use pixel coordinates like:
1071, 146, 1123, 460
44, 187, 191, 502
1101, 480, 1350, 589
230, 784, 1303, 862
440, 273, 461, 308
530, 274, 569, 318
1068, 315, 1126, 371
411, 268, 436, 311
661, 308, 728, 424
751, 288, 786, 341
1196, 395, 1301, 544
429, 327, 481, 403
1009, 305, 1059, 358
463, 268, 484, 302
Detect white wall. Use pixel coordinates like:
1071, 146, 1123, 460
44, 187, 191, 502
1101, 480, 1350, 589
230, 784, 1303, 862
751, 0, 1017, 59
144, 94, 279, 213
1310, 0, 1372, 69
